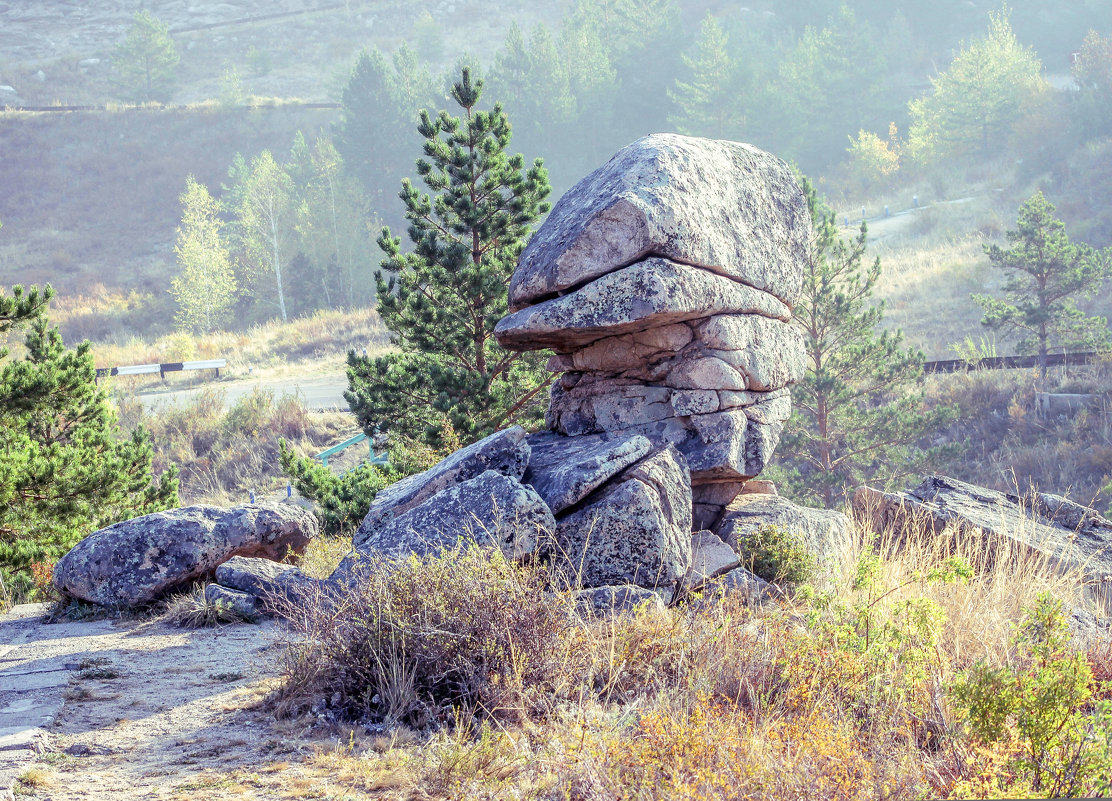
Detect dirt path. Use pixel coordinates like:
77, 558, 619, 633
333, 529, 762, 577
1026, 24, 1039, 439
1, 604, 300, 800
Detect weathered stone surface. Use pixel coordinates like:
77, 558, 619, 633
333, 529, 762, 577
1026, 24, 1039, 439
547, 316, 803, 394
853, 475, 1112, 609
701, 566, 779, 606
572, 585, 669, 616
523, 431, 652, 514
694, 315, 806, 391
354, 426, 530, 549
691, 482, 746, 530
685, 530, 741, 590
551, 447, 692, 588
558, 324, 694, 372
360, 470, 555, 562
495, 258, 791, 351
507, 133, 808, 310
718, 494, 853, 578
547, 380, 675, 436
52, 504, 318, 608
547, 390, 788, 482
203, 584, 259, 619
214, 556, 319, 611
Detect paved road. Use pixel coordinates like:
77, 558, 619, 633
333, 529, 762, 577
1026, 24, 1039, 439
138, 373, 350, 411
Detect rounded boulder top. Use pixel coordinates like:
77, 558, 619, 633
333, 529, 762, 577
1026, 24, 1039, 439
506, 133, 809, 312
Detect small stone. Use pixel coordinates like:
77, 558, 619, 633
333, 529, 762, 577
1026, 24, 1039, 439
685, 530, 740, 591
572, 585, 669, 617
203, 584, 259, 619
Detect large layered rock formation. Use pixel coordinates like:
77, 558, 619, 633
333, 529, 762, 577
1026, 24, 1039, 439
332, 134, 811, 598
52, 134, 817, 613
497, 133, 808, 531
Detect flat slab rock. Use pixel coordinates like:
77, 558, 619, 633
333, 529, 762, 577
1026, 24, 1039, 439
853, 475, 1112, 608
717, 494, 853, 579
507, 133, 808, 310
685, 530, 741, 591
495, 257, 790, 352
523, 430, 652, 515
358, 470, 554, 562
552, 446, 692, 589
214, 556, 320, 613
354, 426, 530, 549
52, 504, 317, 608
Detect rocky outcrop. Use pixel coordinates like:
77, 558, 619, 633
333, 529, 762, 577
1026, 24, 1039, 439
523, 431, 652, 514
495, 133, 809, 531
507, 133, 808, 310
355, 426, 530, 548
853, 475, 1112, 609
52, 504, 317, 607
550, 447, 692, 589
360, 470, 554, 561
718, 494, 854, 579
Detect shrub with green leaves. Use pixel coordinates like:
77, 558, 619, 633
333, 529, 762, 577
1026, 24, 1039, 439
279, 440, 396, 538
951, 592, 1112, 798
732, 524, 817, 586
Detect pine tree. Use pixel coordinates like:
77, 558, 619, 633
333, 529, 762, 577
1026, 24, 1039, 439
771, 179, 956, 509
974, 192, 1112, 382
908, 9, 1046, 165
0, 290, 178, 589
345, 68, 552, 448
668, 14, 742, 139
288, 134, 374, 310
170, 176, 237, 333
333, 49, 410, 206
114, 10, 179, 102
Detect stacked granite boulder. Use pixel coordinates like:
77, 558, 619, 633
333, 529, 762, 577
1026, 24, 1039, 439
496, 133, 808, 532
49, 134, 813, 616
335, 134, 810, 601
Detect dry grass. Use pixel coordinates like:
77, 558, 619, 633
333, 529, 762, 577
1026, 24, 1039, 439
214, 513, 1112, 801
82, 306, 390, 373
113, 386, 357, 505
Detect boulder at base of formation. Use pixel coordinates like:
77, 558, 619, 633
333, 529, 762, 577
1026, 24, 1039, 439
52, 504, 317, 607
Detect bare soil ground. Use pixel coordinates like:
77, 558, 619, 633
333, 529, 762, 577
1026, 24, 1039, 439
0, 605, 310, 800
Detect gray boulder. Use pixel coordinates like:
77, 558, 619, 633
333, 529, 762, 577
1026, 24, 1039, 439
572, 585, 670, 616
354, 426, 530, 549
684, 530, 741, 591
214, 555, 320, 612
523, 431, 652, 514
717, 494, 853, 580
700, 566, 780, 606
853, 475, 1112, 610
495, 258, 790, 352
507, 133, 807, 310
52, 504, 317, 608
546, 392, 788, 483
551, 446, 692, 588
358, 470, 555, 562
203, 584, 259, 619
